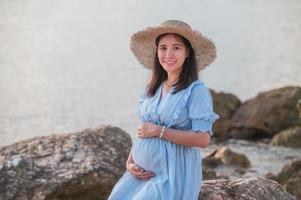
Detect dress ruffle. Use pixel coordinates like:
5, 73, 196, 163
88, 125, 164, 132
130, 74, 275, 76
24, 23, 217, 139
190, 110, 220, 122
136, 80, 219, 135
165, 80, 205, 125
187, 81, 219, 135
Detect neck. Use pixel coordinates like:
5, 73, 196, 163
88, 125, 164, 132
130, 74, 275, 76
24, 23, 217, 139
165, 74, 180, 86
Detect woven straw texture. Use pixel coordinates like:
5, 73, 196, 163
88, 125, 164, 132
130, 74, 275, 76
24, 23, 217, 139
130, 20, 217, 71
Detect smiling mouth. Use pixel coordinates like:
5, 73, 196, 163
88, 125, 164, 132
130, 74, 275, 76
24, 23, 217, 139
165, 61, 176, 64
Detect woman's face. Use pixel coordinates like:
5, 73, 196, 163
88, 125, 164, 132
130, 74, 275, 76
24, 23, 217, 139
157, 34, 189, 76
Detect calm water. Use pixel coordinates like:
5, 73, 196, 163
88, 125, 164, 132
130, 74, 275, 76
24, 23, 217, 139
1, 0, 301, 177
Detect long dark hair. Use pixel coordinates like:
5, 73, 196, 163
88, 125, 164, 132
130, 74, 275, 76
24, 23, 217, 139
146, 33, 198, 97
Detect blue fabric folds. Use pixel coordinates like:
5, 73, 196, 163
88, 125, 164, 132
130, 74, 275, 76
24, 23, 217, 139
108, 80, 219, 200
136, 79, 219, 135
187, 83, 220, 135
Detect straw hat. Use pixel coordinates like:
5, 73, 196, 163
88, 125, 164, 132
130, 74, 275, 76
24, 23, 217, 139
130, 20, 217, 71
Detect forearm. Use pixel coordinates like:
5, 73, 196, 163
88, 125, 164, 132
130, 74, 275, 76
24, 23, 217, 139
160, 127, 211, 148
138, 122, 211, 148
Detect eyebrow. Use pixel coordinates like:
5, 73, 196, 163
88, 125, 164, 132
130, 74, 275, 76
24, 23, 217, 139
158, 43, 184, 47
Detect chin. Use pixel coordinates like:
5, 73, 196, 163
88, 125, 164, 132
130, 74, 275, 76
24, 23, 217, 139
163, 66, 181, 73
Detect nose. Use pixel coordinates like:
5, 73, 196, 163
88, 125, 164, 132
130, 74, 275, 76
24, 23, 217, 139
165, 48, 174, 58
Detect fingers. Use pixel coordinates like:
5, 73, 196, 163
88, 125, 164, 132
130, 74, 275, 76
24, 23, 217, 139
128, 164, 155, 180
134, 171, 155, 180
137, 129, 144, 138
137, 126, 142, 137
133, 164, 143, 172
137, 122, 157, 138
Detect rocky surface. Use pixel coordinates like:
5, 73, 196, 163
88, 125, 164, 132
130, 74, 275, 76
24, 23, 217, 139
0, 124, 297, 200
276, 160, 301, 185
0, 125, 132, 200
297, 99, 301, 119
229, 86, 301, 139
204, 147, 251, 169
275, 160, 301, 199
272, 126, 301, 148
285, 174, 301, 200
199, 176, 296, 200
210, 90, 241, 140
202, 167, 218, 180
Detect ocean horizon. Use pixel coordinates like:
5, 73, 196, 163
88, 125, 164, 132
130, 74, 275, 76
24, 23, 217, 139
0, 0, 301, 146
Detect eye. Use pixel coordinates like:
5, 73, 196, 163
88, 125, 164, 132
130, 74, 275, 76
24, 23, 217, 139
159, 47, 167, 51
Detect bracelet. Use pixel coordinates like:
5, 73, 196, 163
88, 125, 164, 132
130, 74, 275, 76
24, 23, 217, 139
159, 126, 166, 138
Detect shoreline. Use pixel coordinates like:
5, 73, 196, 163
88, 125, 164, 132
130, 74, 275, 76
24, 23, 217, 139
0, 125, 298, 199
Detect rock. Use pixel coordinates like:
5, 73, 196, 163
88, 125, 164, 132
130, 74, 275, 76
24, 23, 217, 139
204, 147, 251, 169
210, 90, 241, 140
277, 160, 301, 185
297, 99, 301, 119
203, 154, 223, 168
0, 125, 132, 200
202, 154, 226, 179
264, 172, 278, 182
285, 172, 301, 200
199, 176, 296, 200
272, 126, 301, 148
276, 160, 301, 200
202, 167, 218, 180
229, 86, 301, 139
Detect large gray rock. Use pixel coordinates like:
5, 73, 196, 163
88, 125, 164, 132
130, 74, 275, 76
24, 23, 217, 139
204, 147, 251, 169
285, 173, 301, 200
272, 126, 301, 148
275, 160, 301, 199
297, 99, 301, 119
229, 86, 301, 139
0, 125, 132, 200
199, 177, 296, 200
0, 125, 296, 200
210, 90, 241, 140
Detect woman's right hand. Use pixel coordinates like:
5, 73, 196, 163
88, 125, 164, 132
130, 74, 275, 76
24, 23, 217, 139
127, 162, 155, 181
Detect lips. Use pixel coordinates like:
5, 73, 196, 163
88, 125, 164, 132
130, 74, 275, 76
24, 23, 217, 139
164, 61, 176, 65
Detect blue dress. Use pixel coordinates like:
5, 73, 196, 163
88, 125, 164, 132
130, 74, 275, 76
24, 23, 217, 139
108, 80, 219, 200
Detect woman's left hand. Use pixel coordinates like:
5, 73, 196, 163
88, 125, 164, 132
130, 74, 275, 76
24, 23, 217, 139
137, 122, 161, 138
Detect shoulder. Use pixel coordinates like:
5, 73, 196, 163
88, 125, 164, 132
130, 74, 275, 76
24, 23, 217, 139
188, 80, 210, 96
187, 80, 213, 105
191, 79, 205, 86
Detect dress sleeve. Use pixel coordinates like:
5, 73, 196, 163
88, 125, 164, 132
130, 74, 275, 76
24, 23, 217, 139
187, 84, 219, 136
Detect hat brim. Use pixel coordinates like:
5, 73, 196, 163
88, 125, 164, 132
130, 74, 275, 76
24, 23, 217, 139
130, 26, 217, 71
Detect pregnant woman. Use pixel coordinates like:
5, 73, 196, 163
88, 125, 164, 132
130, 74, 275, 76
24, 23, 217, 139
108, 20, 219, 200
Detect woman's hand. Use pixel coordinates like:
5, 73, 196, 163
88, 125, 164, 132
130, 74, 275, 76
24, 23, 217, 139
137, 122, 161, 138
127, 162, 155, 181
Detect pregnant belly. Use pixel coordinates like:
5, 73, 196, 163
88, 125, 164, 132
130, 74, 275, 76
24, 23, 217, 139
132, 137, 165, 173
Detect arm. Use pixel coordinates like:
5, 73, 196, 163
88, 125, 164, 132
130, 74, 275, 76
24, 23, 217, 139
138, 122, 211, 148
160, 127, 211, 148
137, 84, 219, 148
